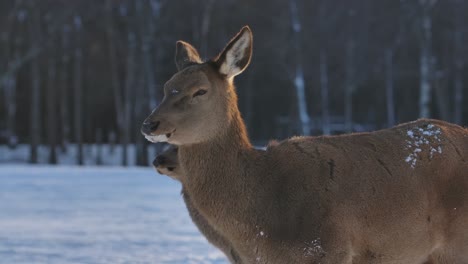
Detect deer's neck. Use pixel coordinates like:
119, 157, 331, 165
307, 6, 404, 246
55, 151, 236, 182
179, 106, 253, 172
178, 106, 259, 226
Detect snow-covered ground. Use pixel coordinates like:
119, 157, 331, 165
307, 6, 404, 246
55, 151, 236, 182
0, 165, 228, 264
0, 144, 158, 166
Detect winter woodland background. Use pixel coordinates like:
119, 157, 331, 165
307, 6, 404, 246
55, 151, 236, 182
0, 0, 467, 164
1, 1, 467, 263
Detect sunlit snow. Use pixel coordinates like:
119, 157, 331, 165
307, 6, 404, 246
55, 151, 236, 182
0, 165, 227, 264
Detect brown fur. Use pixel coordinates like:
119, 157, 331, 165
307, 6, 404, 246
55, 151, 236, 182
266, 140, 280, 149
142, 26, 468, 263
153, 145, 181, 180
153, 146, 242, 263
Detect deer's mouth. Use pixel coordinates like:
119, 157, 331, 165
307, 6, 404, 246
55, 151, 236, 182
144, 134, 169, 143
144, 129, 176, 143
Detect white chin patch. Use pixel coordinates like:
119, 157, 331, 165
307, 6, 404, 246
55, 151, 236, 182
144, 134, 169, 143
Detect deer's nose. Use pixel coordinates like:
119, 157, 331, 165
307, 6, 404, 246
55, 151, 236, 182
141, 121, 160, 135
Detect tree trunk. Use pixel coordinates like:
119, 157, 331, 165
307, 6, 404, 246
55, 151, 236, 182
109, 130, 116, 154
433, 41, 450, 121
2, 0, 21, 149
5, 25, 23, 149
453, 1, 463, 124
344, 39, 355, 133
134, 68, 146, 166
419, 2, 434, 118
319, 50, 330, 135
199, 0, 215, 56
59, 25, 71, 152
4, 74, 17, 148
318, 2, 332, 135
29, 5, 41, 164
453, 33, 463, 124
191, 0, 200, 46
385, 49, 396, 127
95, 128, 103, 165
105, 0, 126, 165
135, 0, 150, 166
122, 32, 136, 166
47, 21, 57, 164
73, 15, 83, 165
289, 0, 310, 135
144, 0, 158, 109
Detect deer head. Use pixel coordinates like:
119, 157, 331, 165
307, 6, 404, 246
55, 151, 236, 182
152, 145, 181, 180
141, 26, 253, 145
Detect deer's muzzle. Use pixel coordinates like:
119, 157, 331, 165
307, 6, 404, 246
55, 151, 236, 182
141, 121, 160, 135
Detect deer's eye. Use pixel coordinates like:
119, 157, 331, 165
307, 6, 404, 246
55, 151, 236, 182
170, 88, 180, 95
193, 89, 207, 97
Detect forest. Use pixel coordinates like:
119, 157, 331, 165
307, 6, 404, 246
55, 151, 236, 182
0, 0, 466, 166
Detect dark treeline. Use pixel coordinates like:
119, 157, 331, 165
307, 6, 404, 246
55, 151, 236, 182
0, 0, 467, 165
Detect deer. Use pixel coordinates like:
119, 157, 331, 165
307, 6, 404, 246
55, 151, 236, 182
152, 145, 181, 181
152, 145, 242, 263
141, 26, 468, 263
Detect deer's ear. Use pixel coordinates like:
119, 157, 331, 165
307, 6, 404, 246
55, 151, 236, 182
215, 26, 253, 79
175, 41, 202, 71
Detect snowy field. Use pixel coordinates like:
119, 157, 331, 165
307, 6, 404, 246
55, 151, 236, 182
0, 165, 227, 264
0, 144, 158, 166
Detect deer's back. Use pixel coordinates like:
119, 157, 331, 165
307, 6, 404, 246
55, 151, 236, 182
257, 119, 468, 262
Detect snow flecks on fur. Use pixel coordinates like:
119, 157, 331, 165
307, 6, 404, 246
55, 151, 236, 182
303, 238, 325, 257
253, 225, 267, 263
255, 225, 267, 238
404, 123, 442, 168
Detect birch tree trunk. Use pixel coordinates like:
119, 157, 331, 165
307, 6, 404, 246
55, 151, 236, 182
418, 0, 436, 118
73, 15, 83, 165
289, 0, 310, 135
385, 49, 396, 127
